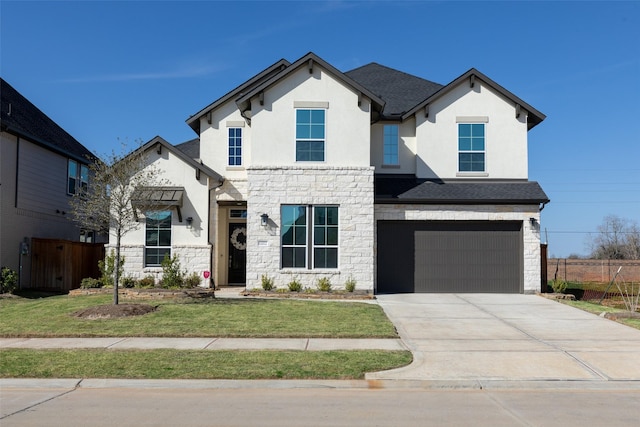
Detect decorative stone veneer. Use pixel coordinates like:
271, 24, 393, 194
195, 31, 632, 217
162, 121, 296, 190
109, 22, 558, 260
105, 244, 212, 287
375, 204, 542, 293
246, 166, 375, 291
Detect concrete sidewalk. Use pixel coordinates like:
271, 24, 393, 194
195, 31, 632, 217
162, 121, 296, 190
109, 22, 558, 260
368, 294, 640, 386
0, 337, 405, 351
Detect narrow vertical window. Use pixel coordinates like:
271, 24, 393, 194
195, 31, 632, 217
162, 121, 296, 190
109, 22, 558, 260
80, 164, 89, 193
145, 211, 172, 266
383, 124, 399, 165
281, 205, 307, 268
296, 109, 325, 161
67, 160, 78, 194
228, 128, 242, 166
313, 206, 338, 268
458, 123, 485, 172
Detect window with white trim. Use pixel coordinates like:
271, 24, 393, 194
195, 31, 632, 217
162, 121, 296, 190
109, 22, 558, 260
67, 160, 89, 195
281, 205, 338, 269
145, 211, 172, 266
383, 124, 399, 165
458, 123, 485, 172
295, 109, 325, 161
228, 128, 242, 166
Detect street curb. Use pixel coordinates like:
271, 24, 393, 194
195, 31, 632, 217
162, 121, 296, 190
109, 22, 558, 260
3, 378, 640, 391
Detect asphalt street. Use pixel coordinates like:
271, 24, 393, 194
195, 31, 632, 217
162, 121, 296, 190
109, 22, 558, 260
2, 381, 639, 427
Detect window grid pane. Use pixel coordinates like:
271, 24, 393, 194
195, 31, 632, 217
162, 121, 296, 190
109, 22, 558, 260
145, 211, 172, 266
228, 128, 242, 166
296, 109, 325, 162
281, 205, 307, 268
383, 124, 399, 165
281, 205, 338, 270
458, 123, 485, 172
312, 206, 338, 269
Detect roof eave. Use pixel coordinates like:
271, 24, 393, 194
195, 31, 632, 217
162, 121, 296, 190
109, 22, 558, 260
401, 68, 546, 129
136, 136, 224, 184
235, 52, 386, 115
185, 59, 291, 134
375, 197, 550, 205
2, 124, 95, 164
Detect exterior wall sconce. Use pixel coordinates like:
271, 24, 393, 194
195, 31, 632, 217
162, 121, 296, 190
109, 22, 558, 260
529, 217, 537, 225
186, 217, 193, 229
260, 213, 269, 227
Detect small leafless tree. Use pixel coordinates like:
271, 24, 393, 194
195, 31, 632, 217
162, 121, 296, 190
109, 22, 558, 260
589, 215, 640, 260
69, 142, 165, 304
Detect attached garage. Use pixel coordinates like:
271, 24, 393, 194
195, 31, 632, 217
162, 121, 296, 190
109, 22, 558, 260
377, 220, 523, 293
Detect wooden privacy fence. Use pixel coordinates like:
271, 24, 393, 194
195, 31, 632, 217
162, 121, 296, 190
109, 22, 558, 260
547, 258, 640, 284
30, 238, 104, 291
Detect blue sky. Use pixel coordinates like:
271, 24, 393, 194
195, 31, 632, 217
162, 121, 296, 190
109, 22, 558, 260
2, 1, 639, 257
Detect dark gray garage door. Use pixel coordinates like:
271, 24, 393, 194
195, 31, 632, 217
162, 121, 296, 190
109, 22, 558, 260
377, 221, 523, 293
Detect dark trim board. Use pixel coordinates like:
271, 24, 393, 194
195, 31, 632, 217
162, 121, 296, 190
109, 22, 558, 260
376, 220, 523, 294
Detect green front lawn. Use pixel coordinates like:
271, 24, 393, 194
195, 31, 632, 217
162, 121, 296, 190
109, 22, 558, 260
561, 300, 640, 330
0, 293, 397, 338
0, 349, 412, 379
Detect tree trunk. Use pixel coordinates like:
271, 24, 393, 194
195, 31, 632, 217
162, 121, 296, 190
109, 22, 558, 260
114, 231, 121, 305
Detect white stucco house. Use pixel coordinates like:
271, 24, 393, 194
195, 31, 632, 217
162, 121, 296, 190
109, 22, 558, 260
113, 52, 549, 293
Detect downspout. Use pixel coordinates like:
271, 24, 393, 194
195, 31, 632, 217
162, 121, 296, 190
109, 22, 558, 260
14, 136, 20, 208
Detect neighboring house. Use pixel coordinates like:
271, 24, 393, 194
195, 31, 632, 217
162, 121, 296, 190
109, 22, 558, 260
0, 78, 104, 288
115, 52, 549, 293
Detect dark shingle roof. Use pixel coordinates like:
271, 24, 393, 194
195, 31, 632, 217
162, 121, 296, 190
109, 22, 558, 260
174, 138, 200, 159
345, 63, 443, 118
0, 78, 93, 162
375, 175, 549, 204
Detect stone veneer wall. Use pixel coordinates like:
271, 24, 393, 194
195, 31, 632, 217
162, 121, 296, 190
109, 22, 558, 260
246, 166, 375, 291
105, 244, 212, 287
374, 204, 542, 293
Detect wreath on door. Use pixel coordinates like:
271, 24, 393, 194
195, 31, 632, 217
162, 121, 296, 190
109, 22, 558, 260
230, 227, 247, 250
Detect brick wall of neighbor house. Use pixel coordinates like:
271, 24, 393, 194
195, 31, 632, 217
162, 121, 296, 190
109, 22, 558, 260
246, 166, 375, 291
375, 204, 542, 293
106, 244, 212, 285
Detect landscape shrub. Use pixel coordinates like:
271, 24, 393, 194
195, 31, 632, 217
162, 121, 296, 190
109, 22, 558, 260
184, 272, 202, 288
316, 277, 332, 292
551, 279, 568, 294
137, 275, 156, 288
99, 250, 124, 288
120, 276, 137, 288
288, 277, 302, 292
1, 267, 19, 293
344, 276, 356, 292
160, 254, 186, 289
80, 277, 102, 289
261, 274, 275, 291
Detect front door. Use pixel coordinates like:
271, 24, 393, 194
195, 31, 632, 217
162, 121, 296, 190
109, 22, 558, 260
228, 223, 247, 284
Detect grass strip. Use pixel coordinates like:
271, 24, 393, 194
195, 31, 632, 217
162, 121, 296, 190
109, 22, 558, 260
0, 349, 412, 380
0, 294, 397, 338
561, 300, 640, 330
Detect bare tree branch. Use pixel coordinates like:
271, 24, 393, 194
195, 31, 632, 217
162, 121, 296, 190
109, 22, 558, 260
68, 141, 167, 304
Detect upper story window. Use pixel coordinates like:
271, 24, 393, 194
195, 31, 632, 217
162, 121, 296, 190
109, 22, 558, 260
458, 123, 485, 172
383, 124, 399, 165
228, 128, 242, 166
68, 160, 89, 195
296, 109, 325, 162
145, 211, 172, 267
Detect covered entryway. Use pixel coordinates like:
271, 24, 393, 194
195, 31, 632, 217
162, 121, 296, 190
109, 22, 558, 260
377, 221, 523, 293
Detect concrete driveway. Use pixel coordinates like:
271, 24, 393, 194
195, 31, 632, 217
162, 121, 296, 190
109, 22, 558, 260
368, 294, 640, 386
